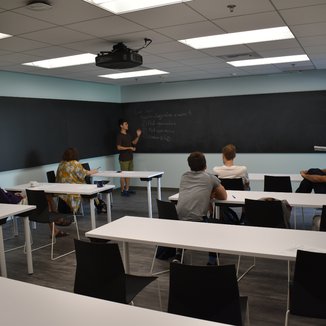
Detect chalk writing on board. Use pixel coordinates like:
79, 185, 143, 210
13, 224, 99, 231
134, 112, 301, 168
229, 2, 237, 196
136, 109, 192, 143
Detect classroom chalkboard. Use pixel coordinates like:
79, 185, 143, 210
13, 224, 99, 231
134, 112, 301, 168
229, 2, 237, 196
0, 97, 120, 172
122, 91, 326, 154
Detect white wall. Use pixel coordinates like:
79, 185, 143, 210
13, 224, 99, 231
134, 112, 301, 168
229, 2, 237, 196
0, 71, 121, 102
131, 153, 325, 191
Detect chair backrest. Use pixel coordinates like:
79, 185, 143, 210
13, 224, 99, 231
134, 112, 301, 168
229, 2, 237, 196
74, 239, 127, 303
320, 206, 326, 231
219, 178, 244, 191
156, 199, 178, 220
46, 170, 56, 183
244, 198, 287, 228
264, 175, 292, 192
168, 263, 243, 325
290, 250, 326, 319
25, 189, 51, 223
81, 163, 91, 184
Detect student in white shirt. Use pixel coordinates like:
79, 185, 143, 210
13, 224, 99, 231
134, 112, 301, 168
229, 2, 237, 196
213, 144, 250, 190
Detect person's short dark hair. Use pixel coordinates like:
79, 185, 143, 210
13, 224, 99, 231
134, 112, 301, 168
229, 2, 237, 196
222, 144, 236, 161
118, 118, 127, 127
62, 147, 79, 161
187, 152, 206, 171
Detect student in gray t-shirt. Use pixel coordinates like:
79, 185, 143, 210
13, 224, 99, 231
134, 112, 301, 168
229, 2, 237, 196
177, 152, 227, 222
175, 152, 227, 265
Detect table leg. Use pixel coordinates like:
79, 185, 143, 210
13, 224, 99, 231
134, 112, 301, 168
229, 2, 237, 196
157, 177, 162, 200
147, 180, 152, 218
0, 225, 7, 277
89, 198, 96, 229
122, 242, 130, 273
105, 192, 111, 223
23, 217, 33, 275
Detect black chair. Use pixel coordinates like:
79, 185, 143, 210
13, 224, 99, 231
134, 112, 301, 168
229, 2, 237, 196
216, 177, 244, 223
219, 178, 245, 191
150, 199, 179, 275
74, 239, 158, 304
81, 162, 91, 184
244, 198, 289, 229
285, 250, 326, 325
46, 170, 56, 183
168, 262, 249, 325
319, 205, 326, 231
26, 189, 79, 260
237, 198, 289, 281
264, 175, 292, 192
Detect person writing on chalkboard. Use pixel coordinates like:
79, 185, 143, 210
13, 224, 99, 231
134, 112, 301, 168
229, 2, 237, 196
213, 144, 250, 190
174, 152, 227, 265
116, 118, 142, 197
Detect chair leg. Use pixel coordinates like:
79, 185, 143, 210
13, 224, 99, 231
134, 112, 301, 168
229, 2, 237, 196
285, 310, 290, 326
246, 299, 250, 326
51, 216, 79, 260
237, 256, 256, 282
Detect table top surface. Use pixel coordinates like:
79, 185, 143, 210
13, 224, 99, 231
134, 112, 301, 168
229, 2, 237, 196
6, 182, 115, 195
169, 190, 326, 208
0, 277, 228, 326
0, 203, 36, 219
94, 170, 164, 179
86, 216, 326, 261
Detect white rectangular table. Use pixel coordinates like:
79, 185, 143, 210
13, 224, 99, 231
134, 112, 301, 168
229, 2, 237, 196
6, 183, 115, 230
0, 277, 228, 326
0, 203, 36, 277
93, 170, 164, 218
169, 190, 326, 228
86, 216, 326, 274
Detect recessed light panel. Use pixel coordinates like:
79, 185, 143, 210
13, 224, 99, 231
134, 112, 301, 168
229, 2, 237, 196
99, 69, 169, 79
83, 0, 191, 14
23, 53, 96, 69
227, 54, 310, 67
179, 27, 294, 49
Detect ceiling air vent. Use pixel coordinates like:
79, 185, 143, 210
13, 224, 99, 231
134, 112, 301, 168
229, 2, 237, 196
217, 52, 261, 61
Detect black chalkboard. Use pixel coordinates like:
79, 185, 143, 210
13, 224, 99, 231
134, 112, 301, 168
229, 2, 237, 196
0, 97, 120, 172
122, 91, 326, 154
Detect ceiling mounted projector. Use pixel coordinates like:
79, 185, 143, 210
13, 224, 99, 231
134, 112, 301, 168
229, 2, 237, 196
95, 38, 152, 69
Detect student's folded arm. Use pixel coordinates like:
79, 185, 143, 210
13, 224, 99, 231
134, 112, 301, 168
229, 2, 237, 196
213, 184, 227, 200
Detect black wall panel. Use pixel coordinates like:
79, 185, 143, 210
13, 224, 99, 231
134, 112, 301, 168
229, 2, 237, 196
123, 91, 326, 154
0, 97, 120, 172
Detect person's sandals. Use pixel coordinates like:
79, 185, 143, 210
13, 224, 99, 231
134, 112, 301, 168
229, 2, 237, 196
55, 230, 69, 238
54, 217, 72, 226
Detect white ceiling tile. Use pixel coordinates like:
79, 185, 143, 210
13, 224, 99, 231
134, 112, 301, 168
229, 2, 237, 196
0, 11, 54, 35
188, 0, 275, 20
0, 36, 49, 52
280, 4, 326, 25
156, 21, 224, 39
271, 0, 326, 10
66, 16, 146, 38
20, 27, 94, 45
213, 12, 285, 33
122, 3, 205, 29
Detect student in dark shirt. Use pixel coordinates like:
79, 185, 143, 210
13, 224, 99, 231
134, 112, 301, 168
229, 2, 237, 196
116, 118, 141, 196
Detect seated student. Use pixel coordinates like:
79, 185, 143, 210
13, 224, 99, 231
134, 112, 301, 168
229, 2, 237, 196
213, 144, 249, 224
213, 144, 250, 190
56, 147, 102, 213
175, 152, 227, 265
296, 168, 326, 193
